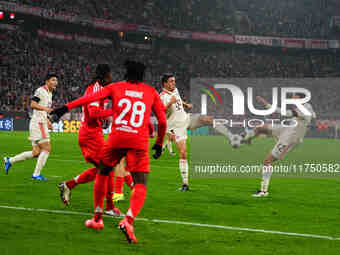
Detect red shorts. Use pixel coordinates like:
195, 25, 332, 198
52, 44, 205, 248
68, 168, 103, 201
78, 131, 104, 165
100, 143, 150, 173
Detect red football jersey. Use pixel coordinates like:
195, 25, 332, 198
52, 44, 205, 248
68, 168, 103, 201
80, 81, 112, 131
67, 81, 166, 151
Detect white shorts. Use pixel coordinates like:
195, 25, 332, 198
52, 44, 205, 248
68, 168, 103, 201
169, 114, 203, 142
269, 125, 298, 159
29, 121, 50, 146
271, 141, 297, 160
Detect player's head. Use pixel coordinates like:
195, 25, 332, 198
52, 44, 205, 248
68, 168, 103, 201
162, 73, 176, 92
93, 64, 112, 85
124, 60, 146, 83
45, 73, 58, 91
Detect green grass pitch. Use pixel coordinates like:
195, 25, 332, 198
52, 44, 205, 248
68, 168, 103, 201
1, 131, 340, 255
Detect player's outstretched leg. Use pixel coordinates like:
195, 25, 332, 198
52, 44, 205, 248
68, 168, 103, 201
58, 182, 72, 205
243, 126, 272, 145
4, 151, 35, 174
4, 157, 12, 175
58, 167, 97, 205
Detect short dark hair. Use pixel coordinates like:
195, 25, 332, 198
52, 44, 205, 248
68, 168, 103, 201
124, 60, 146, 83
45, 73, 58, 81
93, 64, 111, 84
161, 73, 174, 85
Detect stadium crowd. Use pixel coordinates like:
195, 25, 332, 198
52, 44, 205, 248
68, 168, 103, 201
1, 28, 339, 117
11, 0, 340, 38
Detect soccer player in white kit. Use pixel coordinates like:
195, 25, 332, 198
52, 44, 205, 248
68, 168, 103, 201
160, 74, 233, 191
4, 74, 58, 180
243, 94, 316, 197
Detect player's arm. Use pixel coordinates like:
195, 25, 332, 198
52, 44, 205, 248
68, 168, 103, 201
161, 94, 177, 111
183, 101, 193, 110
47, 119, 53, 130
152, 93, 167, 159
30, 95, 52, 113
87, 105, 113, 119
66, 85, 113, 110
50, 84, 114, 121
31, 100, 52, 113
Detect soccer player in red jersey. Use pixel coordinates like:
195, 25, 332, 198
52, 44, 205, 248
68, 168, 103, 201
57, 64, 122, 217
51, 61, 166, 243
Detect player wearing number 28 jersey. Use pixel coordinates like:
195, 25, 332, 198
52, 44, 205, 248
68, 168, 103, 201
51, 61, 167, 243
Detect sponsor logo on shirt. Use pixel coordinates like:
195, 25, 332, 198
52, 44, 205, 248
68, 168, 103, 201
125, 90, 143, 99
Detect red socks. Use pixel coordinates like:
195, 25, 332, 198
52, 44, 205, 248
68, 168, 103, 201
93, 174, 108, 221
105, 171, 115, 211
126, 184, 147, 224
115, 176, 124, 194
67, 167, 97, 189
124, 174, 134, 189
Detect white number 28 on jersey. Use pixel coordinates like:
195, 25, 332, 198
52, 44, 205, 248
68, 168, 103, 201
115, 98, 146, 128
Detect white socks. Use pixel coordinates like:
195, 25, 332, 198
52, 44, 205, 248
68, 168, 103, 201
167, 140, 173, 154
163, 140, 174, 154
9, 151, 33, 164
214, 123, 232, 141
261, 165, 273, 192
33, 151, 49, 177
179, 159, 189, 185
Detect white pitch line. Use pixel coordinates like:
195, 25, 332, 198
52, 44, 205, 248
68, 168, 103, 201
0, 205, 339, 241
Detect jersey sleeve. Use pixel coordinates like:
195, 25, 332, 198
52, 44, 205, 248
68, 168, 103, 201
32, 88, 42, 102
87, 106, 113, 120
85, 84, 101, 107
152, 91, 167, 145
160, 93, 169, 107
66, 83, 114, 110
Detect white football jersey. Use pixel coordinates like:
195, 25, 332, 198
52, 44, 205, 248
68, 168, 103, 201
31, 85, 52, 123
280, 103, 316, 143
160, 88, 189, 130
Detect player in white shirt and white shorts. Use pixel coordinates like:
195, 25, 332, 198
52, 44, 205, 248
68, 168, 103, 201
4, 74, 58, 180
243, 94, 316, 197
160, 74, 233, 191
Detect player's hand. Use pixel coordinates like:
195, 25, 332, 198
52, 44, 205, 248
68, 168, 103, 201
152, 144, 163, 159
256, 96, 269, 106
50, 105, 69, 122
47, 120, 53, 130
45, 107, 53, 114
185, 103, 193, 109
170, 96, 177, 105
